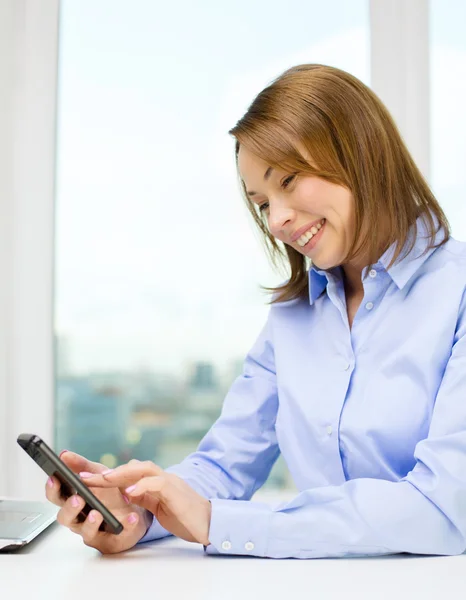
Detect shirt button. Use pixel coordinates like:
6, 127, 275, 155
245, 542, 255, 551
221, 541, 232, 551
326, 425, 333, 435
342, 360, 351, 371
365, 302, 374, 310
369, 269, 377, 278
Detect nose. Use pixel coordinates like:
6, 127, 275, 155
267, 202, 296, 239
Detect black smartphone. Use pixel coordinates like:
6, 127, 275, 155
17, 433, 123, 535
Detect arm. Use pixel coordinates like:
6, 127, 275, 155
204, 290, 466, 558
139, 310, 280, 543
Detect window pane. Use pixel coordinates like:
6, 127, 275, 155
55, 0, 369, 490
430, 0, 466, 239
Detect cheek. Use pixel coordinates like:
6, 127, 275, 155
327, 222, 349, 250
299, 179, 326, 206
299, 179, 350, 218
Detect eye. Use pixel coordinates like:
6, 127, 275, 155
281, 174, 296, 188
256, 174, 296, 214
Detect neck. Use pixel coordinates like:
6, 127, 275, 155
342, 222, 395, 297
342, 265, 364, 298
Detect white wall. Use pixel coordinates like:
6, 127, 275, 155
0, 0, 15, 495
0, 0, 59, 499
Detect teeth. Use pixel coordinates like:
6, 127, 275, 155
297, 219, 326, 247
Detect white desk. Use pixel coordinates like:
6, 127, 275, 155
1, 496, 465, 600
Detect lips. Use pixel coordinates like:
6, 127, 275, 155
301, 219, 326, 251
290, 219, 325, 243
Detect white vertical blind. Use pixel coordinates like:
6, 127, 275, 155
370, 0, 430, 181
0, 0, 59, 499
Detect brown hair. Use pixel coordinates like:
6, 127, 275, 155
229, 64, 450, 305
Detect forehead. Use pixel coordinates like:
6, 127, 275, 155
237, 145, 271, 182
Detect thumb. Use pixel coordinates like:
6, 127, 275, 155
60, 450, 108, 475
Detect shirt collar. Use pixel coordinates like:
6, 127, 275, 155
308, 210, 445, 305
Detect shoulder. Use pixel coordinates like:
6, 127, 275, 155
266, 281, 311, 337
430, 236, 466, 283
436, 237, 466, 327
441, 236, 466, 260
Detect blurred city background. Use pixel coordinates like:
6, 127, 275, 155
55, 336, 293, 488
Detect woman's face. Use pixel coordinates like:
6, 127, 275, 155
237, 145, 355, 270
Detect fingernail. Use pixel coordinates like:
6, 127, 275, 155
47, 477, 54, 488
79, 471, 94, 478
102, 469, 113, 475
125, 485, 137, 494
88, 512, 96, 523
71, 495, 79, 507
122, 494, 130, 504
127, 513, 138, 524
59, 450, 68, 458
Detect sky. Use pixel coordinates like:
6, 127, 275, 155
54, 0, 466, 375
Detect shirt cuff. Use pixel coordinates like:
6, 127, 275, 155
204, 498, 272, 557
137, 514, 173, 544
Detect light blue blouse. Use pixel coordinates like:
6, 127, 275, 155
139, 210, 466, 558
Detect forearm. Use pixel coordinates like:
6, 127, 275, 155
204, 474, 465, 558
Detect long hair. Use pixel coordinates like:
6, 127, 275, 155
229, 64, 450, 305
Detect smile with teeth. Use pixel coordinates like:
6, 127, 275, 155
296, 219, 326, 247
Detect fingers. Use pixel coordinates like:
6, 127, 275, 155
79, 510, 140, 546
56, 494, 85, 529
79, 510, 104, 543
81, 460, 164, 489
123, 476, 165, 515
45, 475, 66, 507
126, 475, 166, 499
46, 449, 108, 506
60, 450, 108, 475
56, 498, 141, 547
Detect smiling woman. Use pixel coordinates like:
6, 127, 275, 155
48, 59, 466, 562
229, 64, 450, 305
40, 1, 466, 565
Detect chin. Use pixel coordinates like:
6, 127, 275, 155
311, 255, 339, 271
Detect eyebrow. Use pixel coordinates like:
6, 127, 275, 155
245, 166, 273, 197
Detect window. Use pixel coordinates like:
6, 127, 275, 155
54, 0, 369, 490
430, 0, 466, 239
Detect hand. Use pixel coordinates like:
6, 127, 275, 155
84, 460, 212, 546
45, 451, 153, 554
